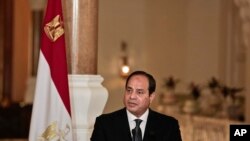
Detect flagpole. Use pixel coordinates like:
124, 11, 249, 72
62, 0, 108, 140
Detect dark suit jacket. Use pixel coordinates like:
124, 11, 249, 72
90, 108, 182, 141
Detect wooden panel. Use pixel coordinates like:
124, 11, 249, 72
0, 0, 4, 101
0, 0, 13, 105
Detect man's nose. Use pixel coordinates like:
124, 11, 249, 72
129, 91, 137, 98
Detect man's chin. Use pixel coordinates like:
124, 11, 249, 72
127, 107, 138, 114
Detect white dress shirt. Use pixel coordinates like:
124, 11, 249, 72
126, 109, 149, 139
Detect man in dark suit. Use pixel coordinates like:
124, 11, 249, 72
91, 70, 182, 141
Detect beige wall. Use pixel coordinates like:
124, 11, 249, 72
98, 0, 231, 113
246, 45, 250, 122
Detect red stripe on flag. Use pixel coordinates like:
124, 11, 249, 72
40, 0, 71, 115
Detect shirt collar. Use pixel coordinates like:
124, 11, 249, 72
126, 109, 149, 123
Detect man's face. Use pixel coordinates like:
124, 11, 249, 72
123, 75, 155, 117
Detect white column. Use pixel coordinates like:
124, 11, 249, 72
234, 0, 250, 122
69, 75, 108, 141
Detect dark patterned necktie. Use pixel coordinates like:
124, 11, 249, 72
132, 119, 143, 141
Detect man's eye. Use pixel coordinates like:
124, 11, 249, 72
126, 89, 133, 93
137, 90, 144, 95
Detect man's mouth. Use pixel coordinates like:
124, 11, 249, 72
128, 101, 137, 107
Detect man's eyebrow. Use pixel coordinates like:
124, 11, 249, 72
135, 88, 146, 91
126, 86, 132, 89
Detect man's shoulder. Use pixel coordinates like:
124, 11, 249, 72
97, 108, 126, 120
149, 109, 179, 123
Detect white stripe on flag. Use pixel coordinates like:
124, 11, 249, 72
29, 51, 72, 140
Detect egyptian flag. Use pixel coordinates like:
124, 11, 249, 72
28, 0, 73, 140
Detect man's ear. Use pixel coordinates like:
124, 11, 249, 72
149, 92, 156, 103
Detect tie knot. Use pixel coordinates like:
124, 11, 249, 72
134, 119, 142, 127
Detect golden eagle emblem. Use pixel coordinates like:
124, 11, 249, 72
44, 15, 64, 42
38, 121, 70, 141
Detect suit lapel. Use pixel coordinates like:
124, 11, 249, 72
116, 108, 133, 141
143, 109, 157, 141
